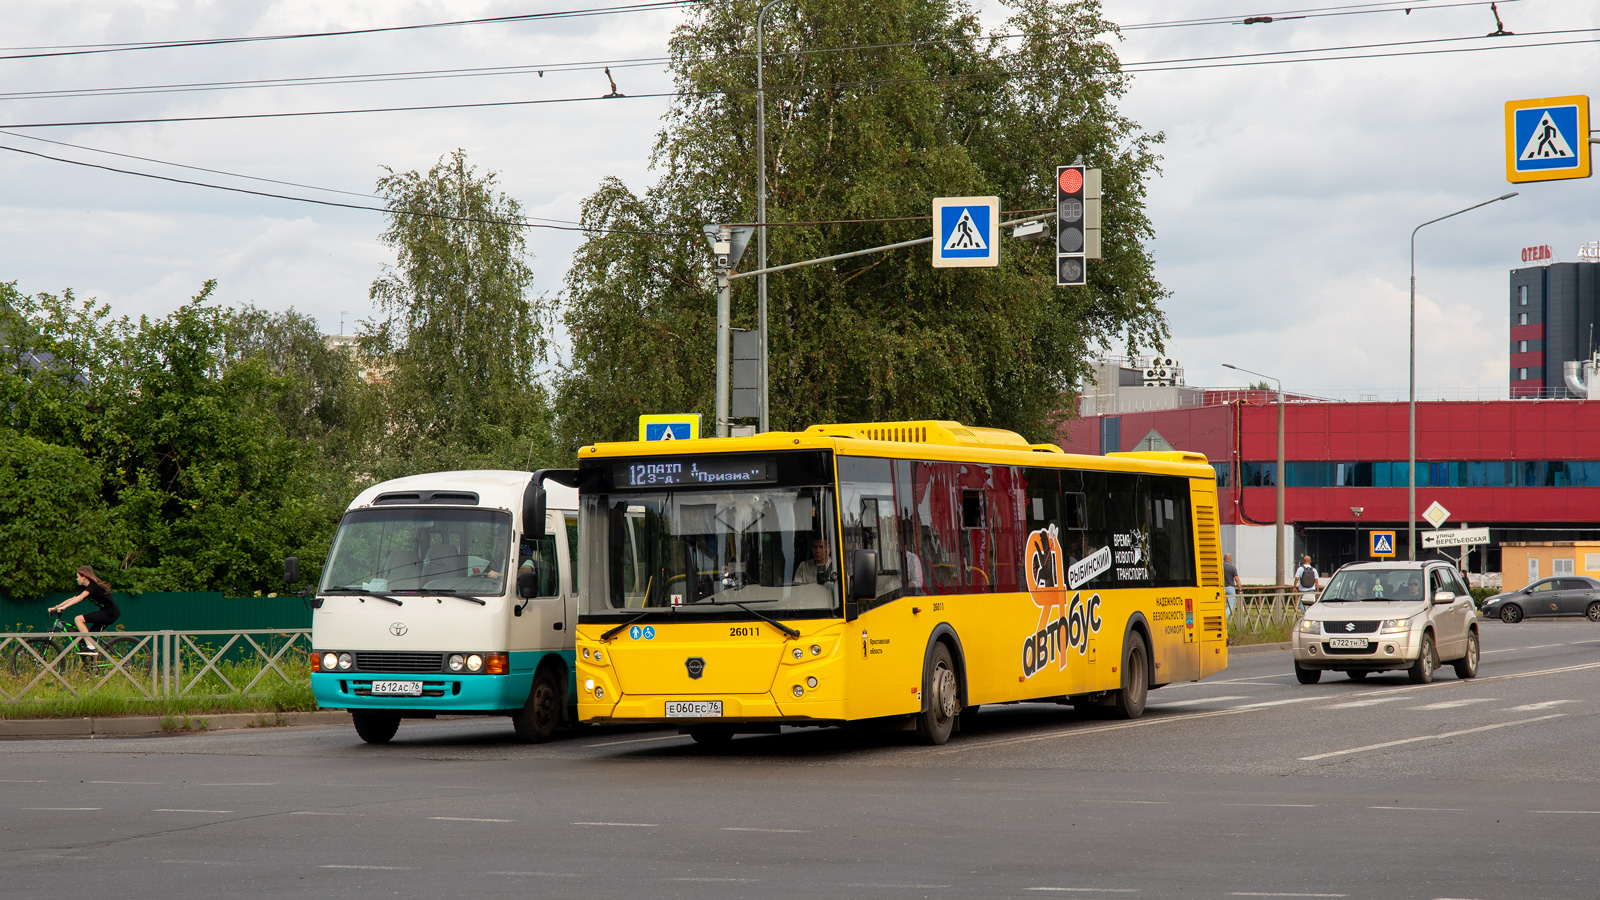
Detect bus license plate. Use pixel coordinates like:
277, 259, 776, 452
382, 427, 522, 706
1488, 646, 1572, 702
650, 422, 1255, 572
665, 701, 722, 718
1327, 638, 1369, 649
370, 680, 423, 696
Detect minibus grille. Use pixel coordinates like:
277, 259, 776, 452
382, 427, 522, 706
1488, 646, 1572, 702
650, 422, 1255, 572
355, 651, 445, 673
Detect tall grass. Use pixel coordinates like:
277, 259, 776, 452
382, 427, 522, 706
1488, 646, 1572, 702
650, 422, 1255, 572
1228, 618, 1293, 645
0, 654, 316, 719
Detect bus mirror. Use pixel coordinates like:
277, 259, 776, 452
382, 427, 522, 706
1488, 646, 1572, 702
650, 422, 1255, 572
517, 570, 539, 599
283, 557, 300, 585
849, 550, 878, 601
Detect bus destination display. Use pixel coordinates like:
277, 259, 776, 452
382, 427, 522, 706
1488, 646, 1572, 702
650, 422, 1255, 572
616, 458, 773, 487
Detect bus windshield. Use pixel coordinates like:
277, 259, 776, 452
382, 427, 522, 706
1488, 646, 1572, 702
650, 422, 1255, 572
319, 507, 513, 596
580, 486, 840, 618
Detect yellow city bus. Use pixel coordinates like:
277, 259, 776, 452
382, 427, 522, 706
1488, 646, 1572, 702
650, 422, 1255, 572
569, 421, 1227, 745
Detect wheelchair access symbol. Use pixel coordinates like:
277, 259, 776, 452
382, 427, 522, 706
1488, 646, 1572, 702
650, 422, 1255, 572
628, 625, 655, 640
1370, 531, 1396, 558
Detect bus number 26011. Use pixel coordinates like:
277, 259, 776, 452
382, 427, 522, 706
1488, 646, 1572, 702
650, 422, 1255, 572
728, 626, 760, 637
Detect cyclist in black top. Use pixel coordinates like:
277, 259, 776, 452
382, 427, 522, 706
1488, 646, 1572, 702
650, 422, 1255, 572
49, 566, 121, 654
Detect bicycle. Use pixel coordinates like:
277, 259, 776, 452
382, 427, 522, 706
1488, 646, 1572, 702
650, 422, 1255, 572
5, 614, 140, 677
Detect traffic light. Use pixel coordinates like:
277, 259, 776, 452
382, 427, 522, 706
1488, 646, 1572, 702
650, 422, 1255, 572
1056, 165, 1101, 286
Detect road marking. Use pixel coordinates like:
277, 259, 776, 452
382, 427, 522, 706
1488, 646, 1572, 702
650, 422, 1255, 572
200, 782, 276, 786
1228, 894, 1347, 898
1529, 810, 1600, 815
844, 883, 950, 889
574, 821, 657, 827
0, 780, 47, 783
88, 780, 160, 785
162, 859, 236, 866
1369, 806, 1464, 812
667, 877, 762, 882
154, 809, 233, 814
1089, 799, 1169, 805
290, 811, 361, 816
1222, 803, 1317, 808
1154, 695, 1251, 708
721, 827, 809, 833
1300, 714, 1565, 761
1026, 888, 1140, 893
1321, 697, 1403, 709
1522, 643, 1563, 650
22, 807, 102, 811
1406, 698, 1496, 710
430, 816, 513, 822
933, 698, 1319, 753
587, 735, 690, 747
321, 865, 416, 870
487, 872, 582, 877
1502, 700, 1577, 712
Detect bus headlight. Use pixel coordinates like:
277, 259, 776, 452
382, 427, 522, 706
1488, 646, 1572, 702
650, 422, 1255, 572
466, 654, 484, 672
594, 686, 604, 699
806, 676, 818, 689
810, 644, 822, 656
337, 652, 353, 670
321, 652, 338, 671
448, 654, 466, 672
792, 648, 804, 660
792, 685, 804, 697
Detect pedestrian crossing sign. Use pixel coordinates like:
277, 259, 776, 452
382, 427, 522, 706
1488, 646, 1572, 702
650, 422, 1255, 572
1370, 531, 1396, 559
932, 196, 1000, 268
1505, 96, 1590, 183
639, 414, 700, 441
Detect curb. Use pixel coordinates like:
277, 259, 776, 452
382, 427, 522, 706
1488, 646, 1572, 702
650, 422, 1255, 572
1229, 641, 1291, 655
0, 709, 348, 739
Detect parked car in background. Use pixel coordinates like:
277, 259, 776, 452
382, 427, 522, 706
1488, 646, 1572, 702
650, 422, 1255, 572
1480, 576, 1600, 623
1290, 561, 1479, 685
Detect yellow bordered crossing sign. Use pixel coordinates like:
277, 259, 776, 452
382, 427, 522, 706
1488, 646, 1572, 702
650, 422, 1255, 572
1369, 530, 1397, 558
638, 414, 700, 441
1505, 95, 1590, 183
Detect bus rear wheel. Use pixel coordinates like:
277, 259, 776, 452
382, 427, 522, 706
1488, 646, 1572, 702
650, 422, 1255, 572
913, 643, 960, 745
1110, 634, 1149, 720
351, 710, 400, 744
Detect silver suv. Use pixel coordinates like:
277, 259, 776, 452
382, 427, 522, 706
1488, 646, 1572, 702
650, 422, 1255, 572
1291, 561, 1479, 684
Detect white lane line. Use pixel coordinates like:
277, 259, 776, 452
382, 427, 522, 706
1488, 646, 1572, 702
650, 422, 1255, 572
1026, 888, 1140, 893
667, 877, 762, 882
721, 827, 809, 833
932, 698, 1320, 753
1570, 640, 1600, 645
1503, 700, 1577, 712
1089, 799, 1169, 805
0, 780, 48, 783
1529, 809, 1600, 815
1522, 644, 1563, 650
574, 821, 657, 827
290, 811, 361, 816
88, 781, 161, 785
154, 809, 233, 814
844, 883, 950, 889
321, 865, 416, 871
1300, 714, 1565, 761
1406, 698, 1497, 711
1228, 894, 1347, 898
200, 782, 276, 786
1222, 803, 1317, 808
430, 816, 513, 822
1369, 806, 1464, 812
1154, 695, 1252, 708
162, 859, 236, 866
22, 807, 102, 811
487, 872, 582, 877
1322, 697, 1403, 710
586, 734, 690, 748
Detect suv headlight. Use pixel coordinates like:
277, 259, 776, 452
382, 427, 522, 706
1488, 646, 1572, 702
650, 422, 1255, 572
1297, 619, 1321, 635
1379, 617, 1413, 634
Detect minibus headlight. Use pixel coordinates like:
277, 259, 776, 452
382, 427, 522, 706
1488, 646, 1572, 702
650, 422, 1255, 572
337, 652, 353, 670
448, 653, 466, 672
320, 652, 338, 671
466, 653, 484, 672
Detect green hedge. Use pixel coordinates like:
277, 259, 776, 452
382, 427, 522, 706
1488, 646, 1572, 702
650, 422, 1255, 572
1, 591, 310, 633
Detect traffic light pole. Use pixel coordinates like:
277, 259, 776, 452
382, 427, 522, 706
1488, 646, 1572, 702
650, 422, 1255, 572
729, 210, 1054, 282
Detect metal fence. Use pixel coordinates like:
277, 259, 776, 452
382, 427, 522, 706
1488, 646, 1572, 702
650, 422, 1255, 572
0, 628, 310, 704
1230, 587, 1304, 631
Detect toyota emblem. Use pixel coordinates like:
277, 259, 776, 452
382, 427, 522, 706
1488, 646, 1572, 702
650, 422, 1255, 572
389, 622, 408, 636
685, 657, 705, 680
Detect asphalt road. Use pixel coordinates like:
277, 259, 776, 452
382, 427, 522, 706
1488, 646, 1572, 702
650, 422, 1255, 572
5, 618, 1600, 900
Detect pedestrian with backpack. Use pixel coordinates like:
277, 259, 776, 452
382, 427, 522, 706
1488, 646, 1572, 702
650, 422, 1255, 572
1293, 555, 1319, 610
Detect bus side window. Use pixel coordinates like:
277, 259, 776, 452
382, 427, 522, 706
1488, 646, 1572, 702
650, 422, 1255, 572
989, 466, 1023, 593
520, 533, 560, 598
565, 515, 579, 595
838, 457, 901, 610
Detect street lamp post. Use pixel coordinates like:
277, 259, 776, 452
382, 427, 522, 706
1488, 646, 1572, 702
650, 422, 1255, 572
1408, 192, 1517, 560
1224, 363, 1286, 586
753, 0, 784, 434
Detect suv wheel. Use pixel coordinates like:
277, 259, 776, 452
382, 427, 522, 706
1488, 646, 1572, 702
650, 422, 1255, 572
1407, 632, 1436, 685
1294, 661, 1321, 684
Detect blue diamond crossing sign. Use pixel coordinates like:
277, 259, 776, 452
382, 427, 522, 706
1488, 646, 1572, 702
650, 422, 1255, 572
638, 414, 700, 441
1370, 531, 1396, 559
1505, 95, 1590, 183
932, 196, 999, 268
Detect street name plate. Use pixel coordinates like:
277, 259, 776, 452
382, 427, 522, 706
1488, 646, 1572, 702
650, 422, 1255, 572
1421, 527, 1490, 549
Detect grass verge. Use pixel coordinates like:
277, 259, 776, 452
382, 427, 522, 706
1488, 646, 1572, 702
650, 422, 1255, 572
1228, 619, 1294, 645
0, 658, 316, 720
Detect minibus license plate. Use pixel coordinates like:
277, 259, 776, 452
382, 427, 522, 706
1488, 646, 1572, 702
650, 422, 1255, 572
665, 701, 722, 718
1327, 638, 1369, 649
371, 680, 423, 696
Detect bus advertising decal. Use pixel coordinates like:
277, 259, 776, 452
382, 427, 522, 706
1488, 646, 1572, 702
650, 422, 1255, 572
1023, 526, 1103, 679
1067, 545, 1111, 590
1113, 529, 1150, 582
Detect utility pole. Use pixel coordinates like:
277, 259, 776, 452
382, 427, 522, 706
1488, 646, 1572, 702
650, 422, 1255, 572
713, 225, 732, 438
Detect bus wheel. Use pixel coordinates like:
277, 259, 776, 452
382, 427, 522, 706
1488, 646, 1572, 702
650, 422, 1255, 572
512, 668, 563, 743
1110, 634, 1149, 720
351, 711, 400, 745
914, 643, 960, 745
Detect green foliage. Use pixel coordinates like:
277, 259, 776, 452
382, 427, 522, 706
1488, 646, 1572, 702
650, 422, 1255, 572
0, 432, 109, 596
557, 0, 1167, 446
366, 149, 555, 475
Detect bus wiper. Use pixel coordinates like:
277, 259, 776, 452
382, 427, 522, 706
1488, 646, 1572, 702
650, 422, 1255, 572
704, 599, 801, 640
601, 608, 670, 642
425, 589, 488, 606
323, 588, 403, 606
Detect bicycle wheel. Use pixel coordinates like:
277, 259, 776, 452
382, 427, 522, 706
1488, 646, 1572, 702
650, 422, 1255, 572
8, 638, 64, 675
97, 636, 148, 671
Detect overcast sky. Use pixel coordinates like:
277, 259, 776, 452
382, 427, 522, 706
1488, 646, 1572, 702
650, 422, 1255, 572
3, 0, 1596, 402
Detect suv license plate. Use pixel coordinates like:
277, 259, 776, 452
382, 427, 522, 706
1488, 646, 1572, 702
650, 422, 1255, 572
370, 680, 423, 696
1327, 638, 1369, 649
665, 701, 722, 718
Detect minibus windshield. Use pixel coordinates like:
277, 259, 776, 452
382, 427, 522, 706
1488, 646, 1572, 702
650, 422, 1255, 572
320, 507, 512, 596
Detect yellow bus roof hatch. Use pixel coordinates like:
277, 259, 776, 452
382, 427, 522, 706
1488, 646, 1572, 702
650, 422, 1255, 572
806, 421, 1035, 449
